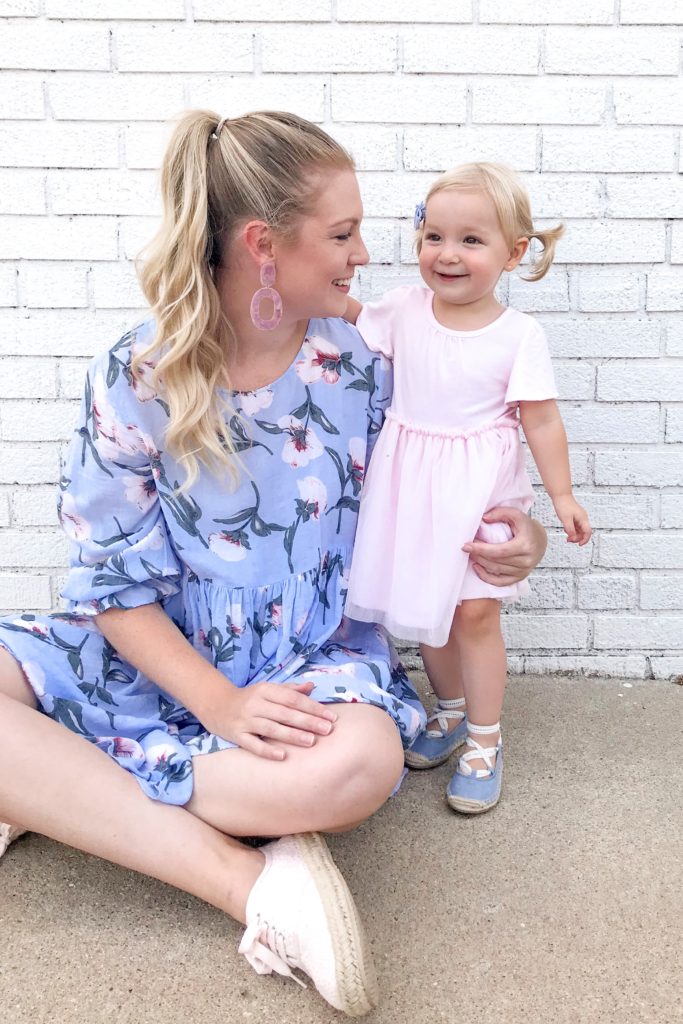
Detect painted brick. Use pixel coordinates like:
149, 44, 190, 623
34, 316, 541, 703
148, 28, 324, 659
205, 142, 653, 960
595, 451, 683, 487
481, 0, 613, 22
0, 73, 44, 119
332, 77, 467, 124
187, 76, 326, 124
647, 268, 683, 312
650, 657, 683, 680
0, 309, 134, 358
337, 0, 471, 21
327, 126, 397, 172
661, 495, 683, 528
0, 21, 111, 71
524, 655, 648, 678
52, 572, 68, 608
49, 74, 186, 121
598, 532, 683, 568
0, 170, 46, 215
11, 486, 59, 527
577, 574, 637, 610
57, 359, 88, 400
0, 444, 61, 484
90, 262, 146, 309
508, 268, 569, 313
262, 26, 396, 73
363, 172, 435, 220
124, 122, 176, 171
0, 401, 79, 442
403, 126, 537, 172
665, 319, 683, 357
473, 78, 606, 124
47, 0, 184, 15
521, 174, 603, 219
356, 265, 424, 302
594, 614, 683, 649
533, 490, 657, 531
0, 491, 9, 527
574, 269, 641, 313
554, 221, 664, 264
545, 27, 679, 75
542, 318, 660, 358
360, 221, 396, 265
0, 217, 118, 261
553, 362, 595, 401
0, 358, 57, 399
49, 170, 159, 217
542, 128, 675, 173
0, 265, 17, 307
404, 26, 539, 75
20, 263, 88, 309
0, 0, 41, 13
0, 530, 68, 568
519, 572, 574, 609
120, 217, 158, 261
116, 25, 252, 73
672, 222, 683, 265
597, 362, 683, 402
0, 123, 119, 169
640, 574, 683, 610
666, 407, 683, 443
620, 0, 683, 24
614, 81, 683, 125
196, 0, 332, 17
560, 403, 659, 444
540, 532, 593, 569
502, 613, 589, 650
0, 574, 52, 611
607, 176, 683, 218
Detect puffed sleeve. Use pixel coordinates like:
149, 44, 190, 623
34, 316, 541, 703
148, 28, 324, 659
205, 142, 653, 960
366, 349, 393, 465
356, 286, 408, 360
505, 320, 558, 404
58, 339, 182, 615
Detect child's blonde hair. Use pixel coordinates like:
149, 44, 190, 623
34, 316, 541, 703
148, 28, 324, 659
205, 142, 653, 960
135, 108, 353, 489
415, 162, 564, 282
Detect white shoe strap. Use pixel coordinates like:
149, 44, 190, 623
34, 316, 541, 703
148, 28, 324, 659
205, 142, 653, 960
239, 919, 307, 989
426, 698, 466, 738
467, 721, 500, 736
459, 735, 500, 778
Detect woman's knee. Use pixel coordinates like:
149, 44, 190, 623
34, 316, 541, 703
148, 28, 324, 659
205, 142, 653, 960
0, 649, 38, 708
321, 705, 404, 817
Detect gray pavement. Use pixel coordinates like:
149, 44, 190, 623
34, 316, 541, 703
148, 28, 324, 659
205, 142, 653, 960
1, 674, 681, 1024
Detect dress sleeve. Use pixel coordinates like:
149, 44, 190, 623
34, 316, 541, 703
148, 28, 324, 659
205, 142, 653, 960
366, 351, 393, 465
356, 288, 403, 360
58, 345, 182, 615
505, 320, 559, 404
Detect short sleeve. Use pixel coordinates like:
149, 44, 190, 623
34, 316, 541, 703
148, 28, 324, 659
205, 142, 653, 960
356, 288, 407, 360
58, 342, 182, 616
505, 321, 558, 404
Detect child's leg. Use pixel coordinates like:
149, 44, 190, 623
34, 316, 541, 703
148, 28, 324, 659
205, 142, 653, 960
419, 625, 465, 734
452, 598, 505, 772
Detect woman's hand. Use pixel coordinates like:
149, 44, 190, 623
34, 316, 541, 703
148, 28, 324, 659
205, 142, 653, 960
201, 679, 338, 761
462, 506, 547, 586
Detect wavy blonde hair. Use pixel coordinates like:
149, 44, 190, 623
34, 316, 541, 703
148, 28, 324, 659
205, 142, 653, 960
415, 162, 564, 282
135, 109, 353, 489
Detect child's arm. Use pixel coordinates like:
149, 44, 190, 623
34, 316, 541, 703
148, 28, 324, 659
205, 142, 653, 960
344, 296, 363, 325
520, 399, 592, 546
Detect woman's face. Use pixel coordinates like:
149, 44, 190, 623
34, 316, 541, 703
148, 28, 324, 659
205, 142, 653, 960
274, 167, 369, 321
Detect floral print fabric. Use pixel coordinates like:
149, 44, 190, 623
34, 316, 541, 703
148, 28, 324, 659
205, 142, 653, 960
0, 317, 425, 804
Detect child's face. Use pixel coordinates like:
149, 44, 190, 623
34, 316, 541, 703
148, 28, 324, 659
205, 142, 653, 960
418, 188, 525, 315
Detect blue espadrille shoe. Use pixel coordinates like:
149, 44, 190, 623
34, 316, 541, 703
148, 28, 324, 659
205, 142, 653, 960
404, 698, 468, 769
446, 722, 503, 815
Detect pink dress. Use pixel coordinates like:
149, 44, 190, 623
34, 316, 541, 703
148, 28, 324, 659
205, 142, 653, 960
345, 285, 558, 648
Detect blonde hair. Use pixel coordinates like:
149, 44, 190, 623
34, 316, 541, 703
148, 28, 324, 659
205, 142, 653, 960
135, 109, 353, 489
415, 162, 564, 282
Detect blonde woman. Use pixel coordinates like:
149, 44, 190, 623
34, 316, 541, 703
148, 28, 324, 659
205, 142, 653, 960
0, 113, 547, 1016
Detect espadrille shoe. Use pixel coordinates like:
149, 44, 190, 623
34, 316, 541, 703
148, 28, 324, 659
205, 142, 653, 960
404, 698, 467, 769
446, 722, 503, 815
239, 832, 378, 1017
0, 823, 27, 858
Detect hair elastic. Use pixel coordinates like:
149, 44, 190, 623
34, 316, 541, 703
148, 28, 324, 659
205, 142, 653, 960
211, 117, 229, 141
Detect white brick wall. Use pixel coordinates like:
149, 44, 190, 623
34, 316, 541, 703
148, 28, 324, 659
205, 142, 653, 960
0, 7, 681, 679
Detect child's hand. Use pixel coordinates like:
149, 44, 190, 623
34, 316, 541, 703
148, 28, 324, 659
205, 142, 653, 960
553, 494, 592, 546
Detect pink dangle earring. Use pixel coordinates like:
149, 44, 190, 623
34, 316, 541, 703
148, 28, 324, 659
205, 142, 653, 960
250, 260, 283, 331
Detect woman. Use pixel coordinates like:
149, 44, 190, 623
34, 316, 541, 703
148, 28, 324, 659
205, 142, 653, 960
0, 110, 546, 1016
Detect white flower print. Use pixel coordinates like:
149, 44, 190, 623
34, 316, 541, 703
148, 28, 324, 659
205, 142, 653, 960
12, 620, 48, 638
278, 415, 323, 468
296, 336, 342, 385
348, 436, 365, 489
128, 523, 166, 553
121, 474, 157, 513
22, 660, 46, 698
58, 492, 92, 543
92, 375, 160, 462
297, 476, 328, 519
240, 388, 274, 416
208, 531, 248, 562
130, 340, 159, 402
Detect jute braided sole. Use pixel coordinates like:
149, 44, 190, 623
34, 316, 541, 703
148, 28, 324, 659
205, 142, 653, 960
295, 832, 379, 1017
404, 734, 467, 770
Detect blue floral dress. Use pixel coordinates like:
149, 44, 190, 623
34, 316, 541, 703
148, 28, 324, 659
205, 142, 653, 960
0, 317, 425, 805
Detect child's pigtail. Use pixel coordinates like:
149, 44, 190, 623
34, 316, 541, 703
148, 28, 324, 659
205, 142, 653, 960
523, 222, 565, 282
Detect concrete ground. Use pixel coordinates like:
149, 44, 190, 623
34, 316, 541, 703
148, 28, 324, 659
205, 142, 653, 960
1, 674, 681, 1024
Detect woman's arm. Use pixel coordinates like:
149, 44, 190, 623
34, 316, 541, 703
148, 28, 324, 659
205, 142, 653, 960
96, 604, 336, 760
462, 507, 547, 585
344, 296, 363, 324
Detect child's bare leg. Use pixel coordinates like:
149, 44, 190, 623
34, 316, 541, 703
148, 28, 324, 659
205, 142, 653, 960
453, 598, 505, 771
419, 628, 465, 735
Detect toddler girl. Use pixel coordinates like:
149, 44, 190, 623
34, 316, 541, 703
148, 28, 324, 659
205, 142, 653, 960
344, 162, 591, 814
